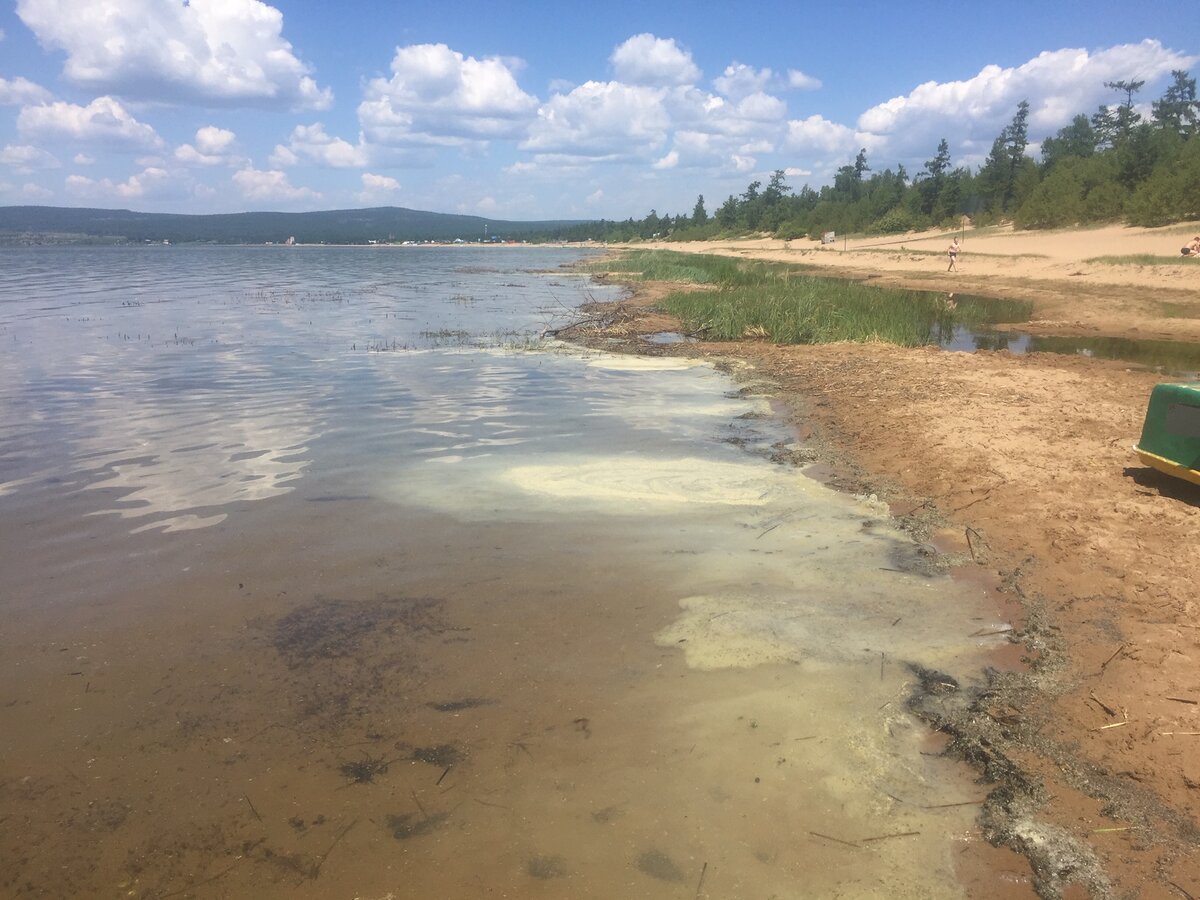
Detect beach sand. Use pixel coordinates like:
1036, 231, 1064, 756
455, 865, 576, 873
573, 222, 1200, 897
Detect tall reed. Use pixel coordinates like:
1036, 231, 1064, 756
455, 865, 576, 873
595, 250, 1033, 346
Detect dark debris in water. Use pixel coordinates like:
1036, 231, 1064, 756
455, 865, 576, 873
527, 854, 567, 879
385, 811, 449, 840
636, 848, 685, 883
338, 754, 390, 784
270, 596, 450, 667
427, 697, 495, 712
406, 743, 464, 768
908, 663, 960, 696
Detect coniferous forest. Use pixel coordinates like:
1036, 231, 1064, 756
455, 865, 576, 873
545, 71, 1200, 243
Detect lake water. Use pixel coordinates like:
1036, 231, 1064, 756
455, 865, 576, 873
0, 246, 1016, 898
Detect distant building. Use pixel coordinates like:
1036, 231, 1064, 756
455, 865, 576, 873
285, 236, 296, 246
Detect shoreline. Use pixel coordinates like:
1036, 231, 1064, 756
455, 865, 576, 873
564, 233, 1200, 897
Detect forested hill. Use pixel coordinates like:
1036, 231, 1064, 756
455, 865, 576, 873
0, 205, 591, 245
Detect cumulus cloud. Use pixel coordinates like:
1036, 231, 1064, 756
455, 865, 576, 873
362, 172, 399, 192
175, 126, 243, 167
18, 97, 163, 150
0, 144, 60, 172
522, 81, 671, 158
271, 123, 369, 168
232, 166, 319, 203
856, 39, 1195, 159
355, 171, 400, 204
359, 43, 537, 147
653, 150, 679, 170
65, 166, 185, 201
22, 182, 53, 200
73, 153, 94, 165
16, 0, 331, 110
714, 64, 774, 100
787, 69, 822, 91
611, 34, 700, 87
784, 114, 861, 156
0, 76, 52, 106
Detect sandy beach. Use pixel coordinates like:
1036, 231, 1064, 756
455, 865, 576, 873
574, 222, 1200, 897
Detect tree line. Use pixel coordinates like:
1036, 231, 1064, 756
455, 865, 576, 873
539, 71, 1200, 242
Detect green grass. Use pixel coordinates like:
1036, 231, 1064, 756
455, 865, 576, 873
590, 249, 1033, 347
589, 250, 747, 284
1160, 301, 1199, 319
1086, 253, 1199, 266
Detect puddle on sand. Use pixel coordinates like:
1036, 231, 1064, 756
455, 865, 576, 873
943, 326, 1200, 377
0, 247, 1020, 898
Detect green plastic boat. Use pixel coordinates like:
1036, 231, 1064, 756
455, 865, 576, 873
1134, 382, 1200, 487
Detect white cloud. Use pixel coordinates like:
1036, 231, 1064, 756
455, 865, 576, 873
714, 64, 773, 100
856, 40, 1196, 159
0, 76, 52, 106
586, 188, 604, 204
362, 172, 399, 191
272, 123, 369, 168
196, 126, 237, 156
175, 126, 243, 167
66, 166, 183, 201
355, 171, 400, 204
653, 150, 679, 170
730, 154, 755, 173
73, 153, 94, 165
22, 182, 53, 200
359, 43, 537, 147
787, 69, 822, 91
522, 81, 670, 158
232, 167, 319, 203
0, 144, 60, 172
611, 34, 700, 87
17, 97, 163, 150
785, 114, 862, 156
15, 0, 331, 110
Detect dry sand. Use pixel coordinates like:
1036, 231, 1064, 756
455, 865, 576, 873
572, 222, 1200, 898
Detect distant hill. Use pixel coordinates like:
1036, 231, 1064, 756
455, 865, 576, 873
0, 205, 594, 245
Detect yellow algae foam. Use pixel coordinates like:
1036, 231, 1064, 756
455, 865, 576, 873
657, 586, 1009, 672
585, 356, 704, 371
500, 456, 778, 507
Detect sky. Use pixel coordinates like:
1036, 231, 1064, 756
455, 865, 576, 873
0, 0, 1197, 221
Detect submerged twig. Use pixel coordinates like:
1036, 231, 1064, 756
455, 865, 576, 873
310, 820, 356, 880
809, 831, 859, 848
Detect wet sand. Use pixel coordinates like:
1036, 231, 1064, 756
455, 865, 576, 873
576, 225, 1200, 897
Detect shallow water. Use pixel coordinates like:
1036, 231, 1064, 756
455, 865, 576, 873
0, 246, 1014, 898
943, 325, 1200, 376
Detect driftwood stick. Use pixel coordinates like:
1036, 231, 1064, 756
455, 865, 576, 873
809, 831, 859, 848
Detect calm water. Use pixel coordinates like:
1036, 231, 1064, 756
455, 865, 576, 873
0, 246, 1014, 898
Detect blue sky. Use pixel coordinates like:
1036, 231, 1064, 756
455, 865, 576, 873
0, 0, 1196, 220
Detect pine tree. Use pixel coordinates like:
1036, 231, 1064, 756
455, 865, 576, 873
1152, 70, 1199, 137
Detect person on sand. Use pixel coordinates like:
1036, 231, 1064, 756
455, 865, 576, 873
1183, 236, 1200, 256
947, 238, 960, 272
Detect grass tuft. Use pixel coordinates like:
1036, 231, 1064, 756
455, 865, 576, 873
597, 250, 1032, 347
1085, 253, 1199, 266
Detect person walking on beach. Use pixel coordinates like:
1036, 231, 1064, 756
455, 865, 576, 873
947, 238, 960, 272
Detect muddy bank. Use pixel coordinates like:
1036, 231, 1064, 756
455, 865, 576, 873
561, 280, 1200, 898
